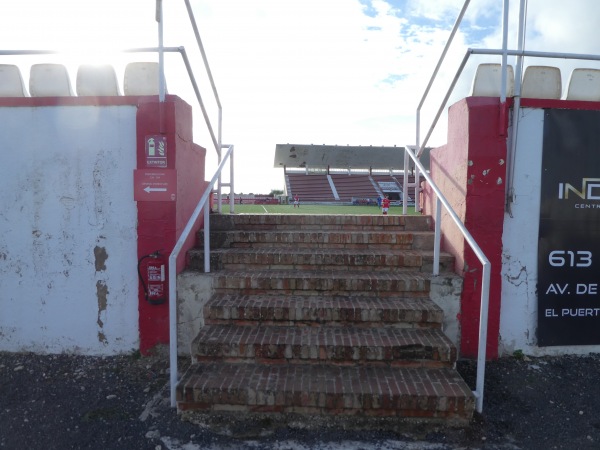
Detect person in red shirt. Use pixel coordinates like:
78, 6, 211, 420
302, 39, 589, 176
381, 194, 390, 215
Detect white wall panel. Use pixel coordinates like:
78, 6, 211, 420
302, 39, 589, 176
0, 105, 139, 355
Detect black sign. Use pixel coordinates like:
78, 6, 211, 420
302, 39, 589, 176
538, 109, 600, 346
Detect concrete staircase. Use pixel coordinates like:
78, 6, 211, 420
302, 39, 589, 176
176, 214, 474, 423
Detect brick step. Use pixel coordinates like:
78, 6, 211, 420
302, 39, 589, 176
204, 294, 444, 328
191, 325, 456, 366
189, 247, 454, 273
203, 230, 435, 250
209, 269, 440, 297
207, 214, 432, 232
178, 212, 473, 423
176, 362, 475, 420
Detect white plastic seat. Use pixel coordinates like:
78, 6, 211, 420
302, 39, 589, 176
471, 63, 515, 97
565, 68, 600, 101
0, 64, 28, 97
29, 63, 73, 97
123, 62, 165, 96
76, 64, 120, 96
521, 66, 562, 100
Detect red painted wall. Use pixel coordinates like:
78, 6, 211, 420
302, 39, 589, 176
425, 97, 508, 359
424, 96, 600, 359
136, 96, 208, 354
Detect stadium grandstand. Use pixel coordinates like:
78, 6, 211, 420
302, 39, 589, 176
274, 144, 429, 205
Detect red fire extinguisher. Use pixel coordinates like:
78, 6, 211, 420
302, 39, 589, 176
137, 250, 167, 305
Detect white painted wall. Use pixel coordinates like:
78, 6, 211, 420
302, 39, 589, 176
0, 105, 139, 355
500, 108, 600, 356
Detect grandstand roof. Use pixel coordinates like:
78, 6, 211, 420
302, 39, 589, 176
274, 144, 430, 170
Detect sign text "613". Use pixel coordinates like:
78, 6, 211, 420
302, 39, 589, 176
549, 250, 592, 268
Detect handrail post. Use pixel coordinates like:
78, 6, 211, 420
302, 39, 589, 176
475, 262, 492, 412
228, 146, 235, 214
402, 149, 408, 215
217, 150, 223, 214
168, 245, 178, 409
433, 198, 441, 276
203, 206, 210, 273
414, 165, 421, 212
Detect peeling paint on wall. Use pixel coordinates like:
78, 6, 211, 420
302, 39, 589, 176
504, 263, 530, 288
96, 280, 108, 319
96, 280, 108, 344
94, 246, 108, 272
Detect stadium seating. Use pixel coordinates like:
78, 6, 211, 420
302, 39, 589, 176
285, 171, 419, 204
29, 63, 73, 97
471, 63, 515, 97
521, 65, 562, 99
0, 64, 28, 97
286, 173, 335, 202
329, 174, 378, 201
565, 68, 600, 101
123, 62, 163, 96
76, 64, 120, 96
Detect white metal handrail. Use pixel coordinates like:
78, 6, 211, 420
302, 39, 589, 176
183, 0, 222, 139
408, 0, 491, 415
404, 146, 490, 413
168, 143, 234, 407
408, 0, 472, 213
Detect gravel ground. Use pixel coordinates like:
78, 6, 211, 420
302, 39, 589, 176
1, 347, 600, 450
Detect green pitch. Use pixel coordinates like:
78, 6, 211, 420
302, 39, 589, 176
213, 203, 419, 215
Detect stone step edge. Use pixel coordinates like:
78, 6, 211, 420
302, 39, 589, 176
202, 230, 434, 236
204, 294, 444, 327
206, 214, 433, 232
176, 363, 475, 419
190, 325, 456, 365
195, 247, 451, 258
207, 270, 438, 294
188, 248, 454, 272
201, 230, 434, 248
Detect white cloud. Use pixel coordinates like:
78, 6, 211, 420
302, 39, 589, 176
405, 0, 464, 21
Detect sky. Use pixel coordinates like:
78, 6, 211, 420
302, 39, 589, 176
2, 0, 600, 194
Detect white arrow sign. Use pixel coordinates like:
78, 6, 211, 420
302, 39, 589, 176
134, 169, 177, 202
144, 186, 167, 193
